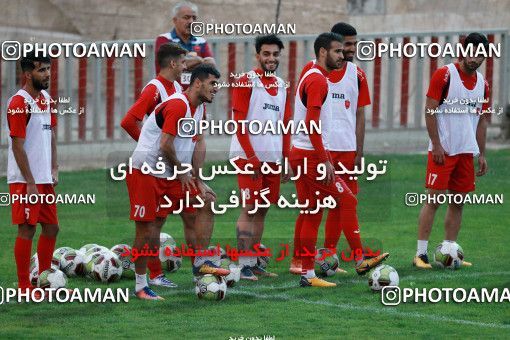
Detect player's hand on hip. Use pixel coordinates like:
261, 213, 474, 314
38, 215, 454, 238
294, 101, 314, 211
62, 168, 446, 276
432, 143, 446, 165
476, 155, 488, 176
27, 182, 39, 196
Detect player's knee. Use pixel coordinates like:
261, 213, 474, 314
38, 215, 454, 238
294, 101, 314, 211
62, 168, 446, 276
202, 192, 216, 209
49, 226, 59, 237
449, 202, 464, 210
154, 217, 166, 230
257, 207, 269, 218
206, 192, 216, 203
41, 224, 59, 237
240, 205, 254, 215
18, 224, 36, 239
135, 221, 153, 238
425, 201, 441, 210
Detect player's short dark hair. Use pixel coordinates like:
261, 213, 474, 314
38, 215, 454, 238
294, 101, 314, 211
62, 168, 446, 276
189, 64, 220, 85
331, 22, 357, 37
20, 51, 51, 72
463, 32, 489, 50
157, 42, 188, 68
314, 32, 343, 58
255, 34, 284, 54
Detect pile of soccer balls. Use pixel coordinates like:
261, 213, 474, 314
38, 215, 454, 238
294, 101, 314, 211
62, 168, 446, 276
30, 243, 132, 288
29, 232, 242, 300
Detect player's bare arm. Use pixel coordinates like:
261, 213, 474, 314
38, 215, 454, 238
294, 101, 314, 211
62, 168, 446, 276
185, 54, 216, 69
51, 129, 58, 186
476, 111, 489, 176
355, 106, 365, 167
424, 96, 444, 164
185, 53, 203, 69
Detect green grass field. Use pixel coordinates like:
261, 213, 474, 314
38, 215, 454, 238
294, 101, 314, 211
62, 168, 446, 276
1, 150, 509, 339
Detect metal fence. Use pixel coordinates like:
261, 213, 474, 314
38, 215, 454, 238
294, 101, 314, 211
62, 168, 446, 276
1, 29, 508, 147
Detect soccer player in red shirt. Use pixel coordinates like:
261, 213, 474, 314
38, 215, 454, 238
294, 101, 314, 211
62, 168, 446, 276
290, 23, 372, 275
229, 35, 292, 280
127, 65, 228, 299
121, 43, 188, 289
413, 33, 490, 269
121, 43, 187, 140
290, 33, 389, 287
7, 52, 59, 295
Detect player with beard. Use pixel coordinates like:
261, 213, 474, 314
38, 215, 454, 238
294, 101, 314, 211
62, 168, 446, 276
229, 35, 291, 280
290, 33, 388, 287
127, 65, 228, 299
290, 23, 372, 275
413, 33, 490, 269
121, 42, 189, 289
7, 52, 59, 296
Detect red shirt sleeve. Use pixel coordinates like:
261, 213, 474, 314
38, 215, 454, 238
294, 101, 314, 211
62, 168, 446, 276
233, 109, 257, 160
301, 73, 328, 108
426, 66, 449, 102
127, 84, 160, 121
232, 75, 257, 160
161, 99, 188, 135
301, 73, 329, 162
121, 84, 160, 140
201, 42, 213, 58
357, 66, 371, 108
282, 87, 292, 159
154, 36, 169, 75
7, 96, 28, 138
51, 112, 57, 128
298, 61, 314, 82
120, 114, 141, 141
232, 75, 253, 114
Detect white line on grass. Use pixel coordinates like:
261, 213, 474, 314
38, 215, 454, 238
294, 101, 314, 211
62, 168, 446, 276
227, 289, 510, 330
245, 271, 510, 291
155, 278, 510, 331
400, 270, 510, 282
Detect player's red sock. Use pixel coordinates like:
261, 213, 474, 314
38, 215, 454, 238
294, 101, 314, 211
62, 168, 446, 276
324, 206, 342, 251
339, 192, 363, 260
37, 234, 56, 274
147, 258, 163, 279
14, 237, 32, 289
299, 210, 324, 270
293, 214, 305, 261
